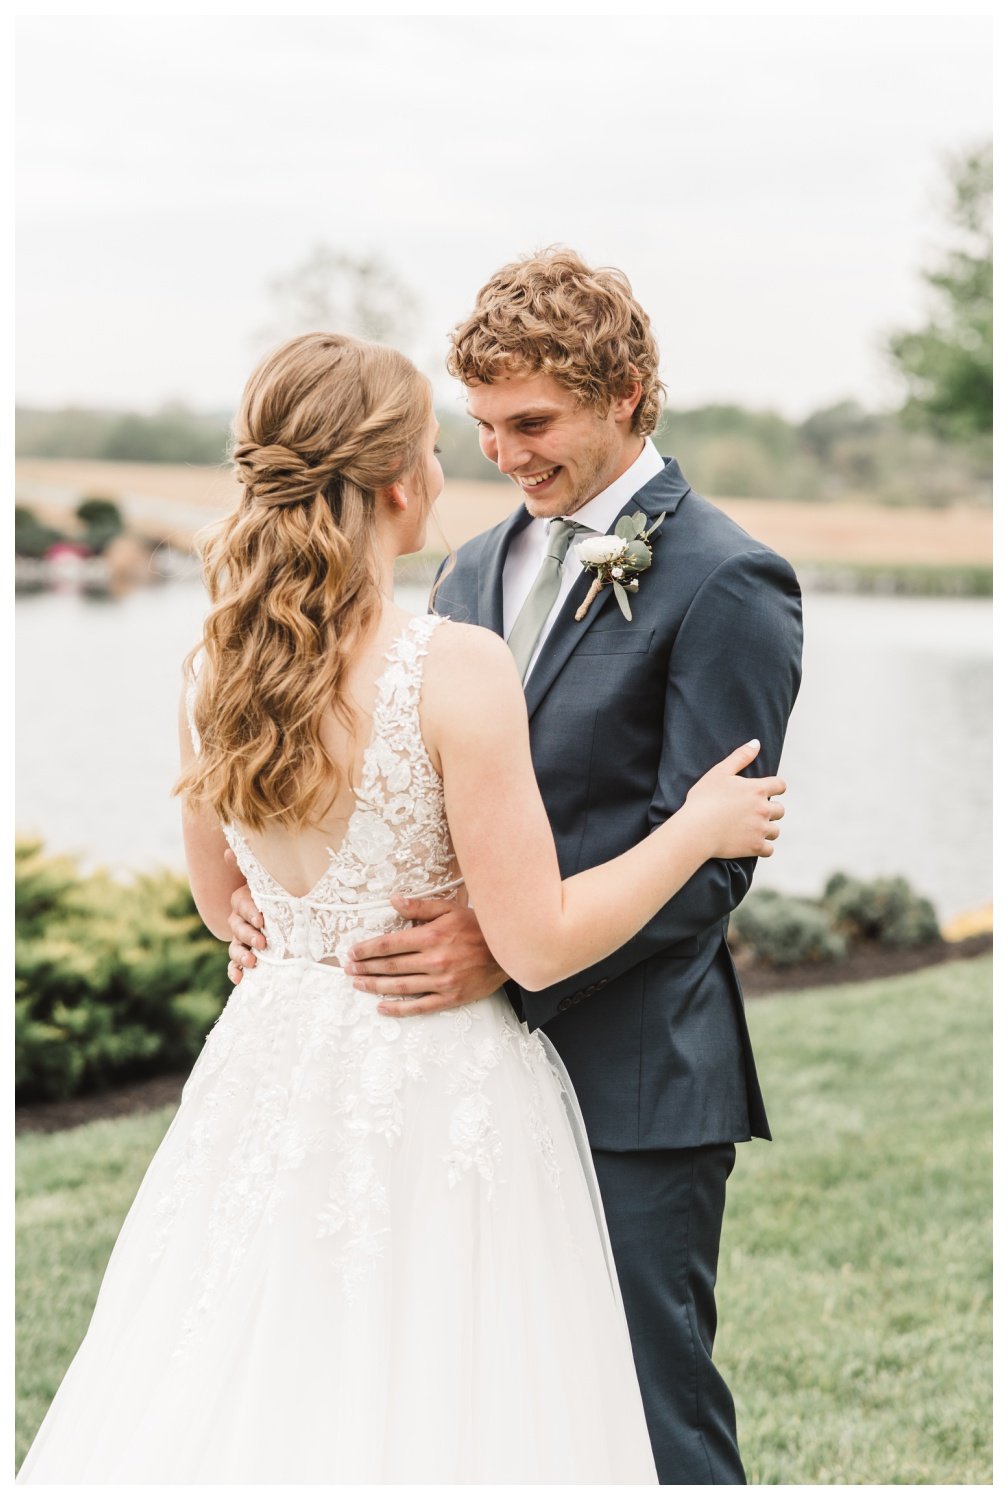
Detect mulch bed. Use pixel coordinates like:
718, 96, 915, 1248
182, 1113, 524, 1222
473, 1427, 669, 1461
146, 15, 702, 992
737, 931, 992, 996
15, 935, 992, 1138
15, 1071, 190, 1138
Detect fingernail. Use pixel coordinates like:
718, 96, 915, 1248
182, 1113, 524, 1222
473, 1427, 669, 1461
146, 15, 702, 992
747, 739, 760, 750
344, 960, 357, 974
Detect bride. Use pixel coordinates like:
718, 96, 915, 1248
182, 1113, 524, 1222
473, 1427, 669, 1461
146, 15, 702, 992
18, 333, 785, 1484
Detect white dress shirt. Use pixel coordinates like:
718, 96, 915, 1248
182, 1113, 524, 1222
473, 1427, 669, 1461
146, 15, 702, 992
501, 438, 666, 682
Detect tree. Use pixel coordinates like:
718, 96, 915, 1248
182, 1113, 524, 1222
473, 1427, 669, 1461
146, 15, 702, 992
260, 247, 420, 349
889, 142, 992, 439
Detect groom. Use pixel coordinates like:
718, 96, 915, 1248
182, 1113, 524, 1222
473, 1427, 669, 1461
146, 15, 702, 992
230, 249, 803, 1483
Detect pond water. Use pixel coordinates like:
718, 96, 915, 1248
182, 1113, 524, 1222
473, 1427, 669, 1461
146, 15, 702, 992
15, 581, 991, 923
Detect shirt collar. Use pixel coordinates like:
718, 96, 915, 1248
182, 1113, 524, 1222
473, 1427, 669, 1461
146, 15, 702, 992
548, 437, 666, 537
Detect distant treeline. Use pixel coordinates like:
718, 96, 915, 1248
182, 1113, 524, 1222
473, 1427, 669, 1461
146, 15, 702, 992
15, 404, 231, 467
16, 399, 991, 507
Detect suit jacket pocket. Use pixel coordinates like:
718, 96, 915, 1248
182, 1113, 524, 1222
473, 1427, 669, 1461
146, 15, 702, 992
575, 628, 654, 657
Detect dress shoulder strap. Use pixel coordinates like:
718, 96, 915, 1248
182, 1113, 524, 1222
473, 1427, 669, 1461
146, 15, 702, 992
358, 614, 446, 795
403, 610, 444, 659
375, 614, 445, 711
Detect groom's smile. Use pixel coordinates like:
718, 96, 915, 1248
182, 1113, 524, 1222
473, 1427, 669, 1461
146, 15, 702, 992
466, 371, 645, 519
515, 464, 561, 493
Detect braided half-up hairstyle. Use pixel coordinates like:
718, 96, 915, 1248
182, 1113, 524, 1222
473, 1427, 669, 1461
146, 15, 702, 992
175, 332, 432, 831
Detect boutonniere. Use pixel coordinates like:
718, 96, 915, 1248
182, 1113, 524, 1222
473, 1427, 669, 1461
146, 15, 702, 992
573, 511, 666, 622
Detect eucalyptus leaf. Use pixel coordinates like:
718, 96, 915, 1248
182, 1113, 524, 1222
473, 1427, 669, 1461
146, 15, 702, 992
630, 511, 647, 533
624, 539, 652, 569
612, 579, 633, 620
645, 511, 667, 537
614, 515, 638, 541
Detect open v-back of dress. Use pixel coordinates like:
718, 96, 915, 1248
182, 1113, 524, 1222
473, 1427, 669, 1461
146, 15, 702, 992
220, 613, 465, 967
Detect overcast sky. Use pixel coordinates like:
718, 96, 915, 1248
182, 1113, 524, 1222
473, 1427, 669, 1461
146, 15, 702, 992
16, 14, 992, 419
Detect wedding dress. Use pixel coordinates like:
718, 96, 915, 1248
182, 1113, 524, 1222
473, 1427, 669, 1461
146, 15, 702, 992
19, 614, 657, 1484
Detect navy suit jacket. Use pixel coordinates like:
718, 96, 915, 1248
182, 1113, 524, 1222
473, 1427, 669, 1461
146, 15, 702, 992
431, 458, 803, 1151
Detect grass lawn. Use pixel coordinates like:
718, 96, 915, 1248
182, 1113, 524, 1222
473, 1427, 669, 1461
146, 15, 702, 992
15, 956, 992, 1481
720, 956, 992, 1483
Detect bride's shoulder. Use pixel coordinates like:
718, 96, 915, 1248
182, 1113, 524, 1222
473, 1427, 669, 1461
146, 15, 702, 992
423, 619, 522, 718
428, 616, 514, 672
420, 622, 529, 772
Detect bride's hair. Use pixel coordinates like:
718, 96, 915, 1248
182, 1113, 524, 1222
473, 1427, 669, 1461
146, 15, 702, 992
175, 331, 432, 831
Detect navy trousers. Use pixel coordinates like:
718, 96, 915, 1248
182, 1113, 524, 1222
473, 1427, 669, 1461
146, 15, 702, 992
591, 1144, 746, 1485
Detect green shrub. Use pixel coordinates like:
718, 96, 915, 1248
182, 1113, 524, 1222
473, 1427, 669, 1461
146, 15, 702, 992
730, 890, 848, 968
823, 872, 941, 947
14, 838, 83, 938
14, 505, 64, 560
731, 872, 944, 969
75, 497, 122, 529
75, 496, 124, 554
15, 840, 229, 1103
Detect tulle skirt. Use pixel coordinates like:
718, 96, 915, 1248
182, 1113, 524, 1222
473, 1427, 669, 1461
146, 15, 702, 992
19, 961, 657, 1483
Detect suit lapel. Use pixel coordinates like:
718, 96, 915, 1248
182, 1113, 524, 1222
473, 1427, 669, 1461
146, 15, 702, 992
476, 503, 533, 633
522, 457, 691, 720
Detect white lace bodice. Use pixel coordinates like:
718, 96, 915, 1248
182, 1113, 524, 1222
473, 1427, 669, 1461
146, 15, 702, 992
188, 614, 460, 964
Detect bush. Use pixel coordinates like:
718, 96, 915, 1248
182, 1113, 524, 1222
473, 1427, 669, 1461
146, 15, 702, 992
75, 496, 122, 530
14, 505, 64, 559
730, 890, 848, 968
15, 839, 230, 1103
730, 872, 944, 969
822, 872, 941, 948
14, 837, 82, 938
75, 496, 124, 554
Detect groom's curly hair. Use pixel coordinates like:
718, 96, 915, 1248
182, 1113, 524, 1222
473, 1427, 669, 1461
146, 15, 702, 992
447, 247, 665, 436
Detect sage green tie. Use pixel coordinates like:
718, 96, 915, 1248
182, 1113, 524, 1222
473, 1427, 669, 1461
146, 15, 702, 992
507, 517, 584, 681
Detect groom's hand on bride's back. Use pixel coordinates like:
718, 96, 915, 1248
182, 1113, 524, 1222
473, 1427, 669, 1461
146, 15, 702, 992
343, 897, 507, 1017
223, 869, 505, 1010
225, 856, 266, 985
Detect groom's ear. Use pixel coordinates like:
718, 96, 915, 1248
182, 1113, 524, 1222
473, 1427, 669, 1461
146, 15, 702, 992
612, 374, 643, 426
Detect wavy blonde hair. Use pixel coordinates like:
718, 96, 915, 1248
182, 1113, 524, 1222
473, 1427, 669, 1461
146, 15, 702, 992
175, 332, 432, 831
447, 246, 665, 435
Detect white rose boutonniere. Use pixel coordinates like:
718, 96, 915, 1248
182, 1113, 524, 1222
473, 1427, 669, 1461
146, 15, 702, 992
575, 535, 626, 567
573, 510, 666, 621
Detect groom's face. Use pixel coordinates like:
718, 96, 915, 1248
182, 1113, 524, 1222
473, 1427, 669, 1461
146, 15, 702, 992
466, 371, 641, 519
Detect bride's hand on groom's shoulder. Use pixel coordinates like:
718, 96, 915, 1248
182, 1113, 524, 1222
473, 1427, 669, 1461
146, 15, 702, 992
683, 740, 787, 862
343, 897, 507, 1018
